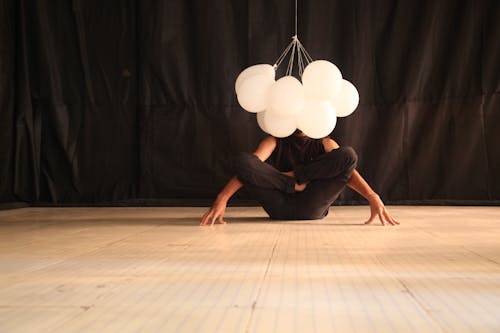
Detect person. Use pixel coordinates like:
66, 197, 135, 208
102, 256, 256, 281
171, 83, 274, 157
200, 130, 399, 226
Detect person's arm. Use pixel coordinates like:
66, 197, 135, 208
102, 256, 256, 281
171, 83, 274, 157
200, 136, 277, 226
347, 170, 399, 225
322, 137, 399, 226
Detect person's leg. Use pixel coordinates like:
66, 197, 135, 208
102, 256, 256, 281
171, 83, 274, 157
233, 152, 295, 193
243, 185, 294, 219
291, 178, 347, 219
294, 146, 358, 184
291, 147, 358, 219
232, 152, 295, 219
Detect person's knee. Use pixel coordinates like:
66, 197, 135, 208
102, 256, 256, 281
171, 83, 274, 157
325, 146, 358, 168
232, 152, 256, 178
233, 152, 253, 167
340, 146, 358, 169
324, 146, 357, 181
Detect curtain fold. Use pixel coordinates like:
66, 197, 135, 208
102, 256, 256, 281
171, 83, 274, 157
1, 0, 499, 205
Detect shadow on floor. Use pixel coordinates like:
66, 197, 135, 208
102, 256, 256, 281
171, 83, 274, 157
0, 215, 370, 227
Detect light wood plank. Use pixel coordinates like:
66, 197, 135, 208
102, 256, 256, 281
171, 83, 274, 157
0, 206, 499, 332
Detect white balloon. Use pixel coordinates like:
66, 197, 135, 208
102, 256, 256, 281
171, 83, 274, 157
331, 79, 359, 117
263, 110, 297, 138
256, 111, 269, 133
302, 60, 342, 101
236, 74, 274, 113
297, 100, 337, 139
268, 76, 305, 117
235, 64, 275, 95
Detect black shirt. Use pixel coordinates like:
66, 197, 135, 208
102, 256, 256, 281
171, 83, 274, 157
267, 134, 325, 172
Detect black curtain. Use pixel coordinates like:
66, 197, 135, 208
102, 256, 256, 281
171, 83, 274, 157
1, 0, 499, 206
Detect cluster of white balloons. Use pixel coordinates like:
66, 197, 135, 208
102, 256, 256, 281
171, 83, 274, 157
235, 60, 359, 138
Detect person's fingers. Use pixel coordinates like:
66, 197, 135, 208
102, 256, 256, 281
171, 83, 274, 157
210, 213, 218, 226
200, 212, 210, 225
390, 216, 400, 225
382, 210, 395, 225
364, 213, 376, 224
378, 211, 386, 226
383, 208, 400, 225
218, 216, 226, 224
387, 211, 400, 225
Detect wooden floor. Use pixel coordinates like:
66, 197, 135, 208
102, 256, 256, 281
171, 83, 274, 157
0, 206, 499, 333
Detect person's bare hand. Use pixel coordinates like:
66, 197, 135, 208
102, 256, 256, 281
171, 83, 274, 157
200, 198, 228, 226
364, 194, 400, 226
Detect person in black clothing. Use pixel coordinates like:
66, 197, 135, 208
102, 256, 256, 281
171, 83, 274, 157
200, 130, 399, 226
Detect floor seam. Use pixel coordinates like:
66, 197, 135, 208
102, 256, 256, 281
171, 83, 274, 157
244, 226, 281, 333
372, 253, 447, 333
462, 248, 500, 267
394, 277, 447, 332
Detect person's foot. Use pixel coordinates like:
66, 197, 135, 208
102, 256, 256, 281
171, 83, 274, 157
295, 182, 308, 192
281, 170, 306, 192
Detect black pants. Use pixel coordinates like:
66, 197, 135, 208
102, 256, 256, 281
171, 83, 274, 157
233, 147, 358, 220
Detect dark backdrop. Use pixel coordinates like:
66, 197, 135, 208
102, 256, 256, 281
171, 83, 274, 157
1, 0, 499, 206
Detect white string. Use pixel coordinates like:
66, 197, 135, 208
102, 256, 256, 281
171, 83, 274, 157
297, 44, 303, 76
286, 38, 297, 76
298, 40, 305, 77
274, 37, 313, 77
273, 0, 315, 77
295, 0, 298, 36
296, 41, 302, 77
274, 39, 294, 68
298, 41, 313, 63
299, 49, 307, 73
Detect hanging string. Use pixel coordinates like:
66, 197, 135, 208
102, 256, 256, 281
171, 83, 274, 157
286, 37, 297, 76
273, 39, 295, 69
297, 42, 303, 76
298, 41, 313, 63
297, 40, 305, 76
272, 0, 313, 77
295, 0, 298, 36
